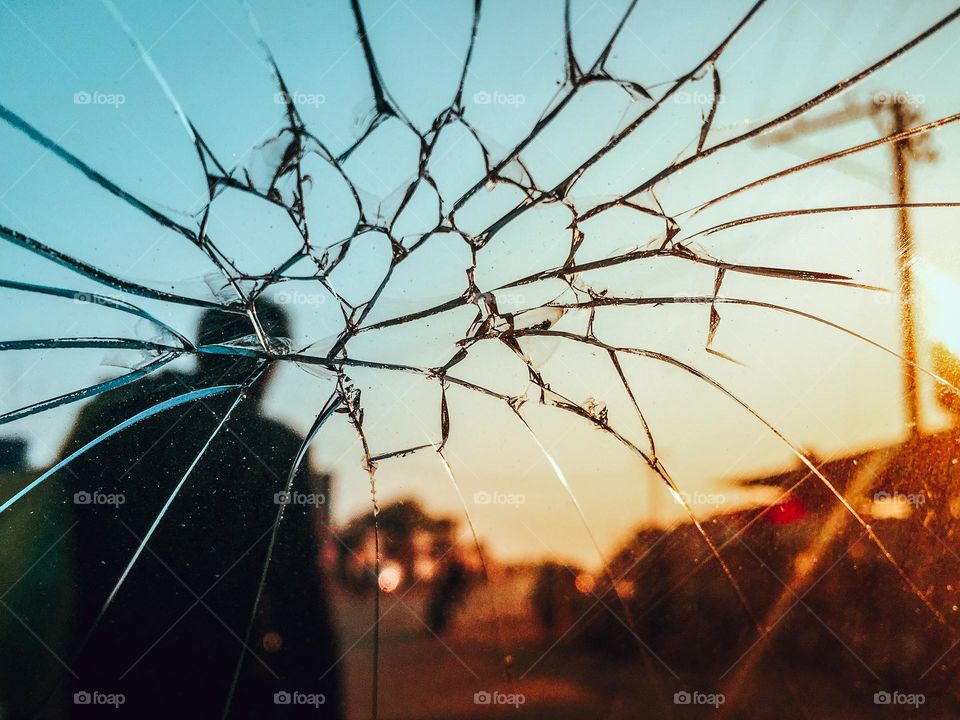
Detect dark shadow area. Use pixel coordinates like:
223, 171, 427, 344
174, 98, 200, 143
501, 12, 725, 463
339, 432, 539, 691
1, 303, 342, 719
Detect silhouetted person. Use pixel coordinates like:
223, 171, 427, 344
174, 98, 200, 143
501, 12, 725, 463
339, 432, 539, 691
58, 301, 341, 719
531, 562, 580, 638
425, 555, 469, 635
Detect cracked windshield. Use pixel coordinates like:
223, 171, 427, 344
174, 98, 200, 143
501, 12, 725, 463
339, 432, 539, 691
3, 0, 960, 718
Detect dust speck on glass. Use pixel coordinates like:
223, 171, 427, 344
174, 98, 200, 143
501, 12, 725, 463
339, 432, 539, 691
2, 0, 960, 718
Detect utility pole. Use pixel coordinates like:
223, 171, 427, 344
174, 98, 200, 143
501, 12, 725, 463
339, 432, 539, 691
761, 95, 934, 439
886, 97, 921, 438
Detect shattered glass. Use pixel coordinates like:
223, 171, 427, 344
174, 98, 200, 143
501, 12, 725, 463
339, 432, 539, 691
2, 0, 960, 717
